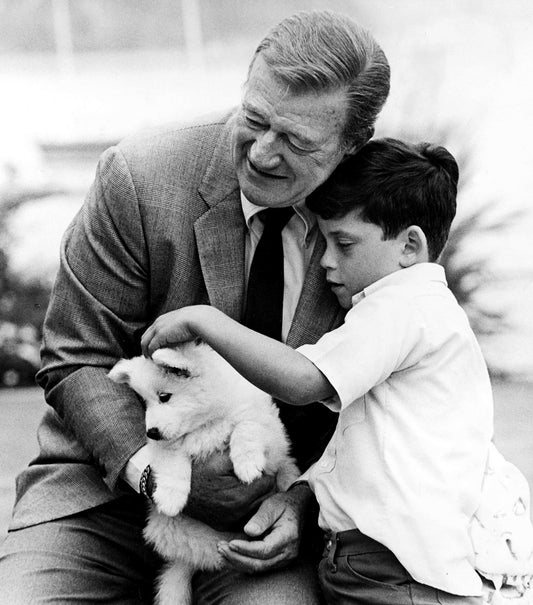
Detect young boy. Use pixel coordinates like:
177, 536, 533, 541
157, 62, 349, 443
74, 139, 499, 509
141, 139, 492, 604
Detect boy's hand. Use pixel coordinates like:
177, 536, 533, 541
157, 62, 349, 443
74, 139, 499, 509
141, 305, 212, 356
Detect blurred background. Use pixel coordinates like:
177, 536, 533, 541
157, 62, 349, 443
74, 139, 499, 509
1, 0, 533, 536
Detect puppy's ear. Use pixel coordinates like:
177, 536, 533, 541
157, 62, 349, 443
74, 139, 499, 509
108, 359, 133, 385
152, 348, 186, 368
152, 348, 191, 378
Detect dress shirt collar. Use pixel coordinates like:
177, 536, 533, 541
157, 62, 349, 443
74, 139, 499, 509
351, 263, 447, 307
240, 193, 317, 243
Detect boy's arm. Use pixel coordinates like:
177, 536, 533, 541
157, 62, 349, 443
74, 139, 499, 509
141, 305, 335, 406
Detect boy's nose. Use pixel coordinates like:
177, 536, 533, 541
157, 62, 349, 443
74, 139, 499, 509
146, 427, 162, 440
320, 250, 335, 270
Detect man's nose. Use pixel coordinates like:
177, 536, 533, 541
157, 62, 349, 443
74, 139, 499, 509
249, 131, 282, 170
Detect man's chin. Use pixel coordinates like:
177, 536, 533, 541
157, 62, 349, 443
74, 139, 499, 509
240, 183, 293, 208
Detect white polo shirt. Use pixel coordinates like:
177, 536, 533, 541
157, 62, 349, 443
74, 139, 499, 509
298, 263, 493, 596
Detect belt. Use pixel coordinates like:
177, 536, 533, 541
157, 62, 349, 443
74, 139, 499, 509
323, 528, 402, 576
324, 528, 389, 558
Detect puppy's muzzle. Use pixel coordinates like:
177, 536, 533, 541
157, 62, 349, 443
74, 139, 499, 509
146, 427, 163, 441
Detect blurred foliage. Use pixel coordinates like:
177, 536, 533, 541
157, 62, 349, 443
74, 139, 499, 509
440, 204, 524, 337
0, 192, 57, 388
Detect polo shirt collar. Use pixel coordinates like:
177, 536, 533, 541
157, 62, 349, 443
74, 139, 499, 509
351, 263, 447, 306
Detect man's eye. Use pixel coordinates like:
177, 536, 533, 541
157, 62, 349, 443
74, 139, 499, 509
286, 138, 313, 154
287, 142, 309, 154
244, 115, 264, 129
158, 392, 172, 403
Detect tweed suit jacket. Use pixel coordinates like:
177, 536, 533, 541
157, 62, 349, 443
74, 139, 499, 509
11, 109, 345, 530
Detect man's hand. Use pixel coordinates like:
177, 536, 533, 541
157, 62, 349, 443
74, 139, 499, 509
184, 449, 276, 531
216, 483, 313, 573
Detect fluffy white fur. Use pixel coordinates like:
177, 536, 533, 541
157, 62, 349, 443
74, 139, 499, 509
108, 340, 300, 605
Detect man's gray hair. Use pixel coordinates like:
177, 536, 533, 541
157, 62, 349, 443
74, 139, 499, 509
250, 11, 390, 149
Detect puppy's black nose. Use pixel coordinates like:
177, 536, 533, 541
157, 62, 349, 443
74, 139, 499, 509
146, 427, 162, 440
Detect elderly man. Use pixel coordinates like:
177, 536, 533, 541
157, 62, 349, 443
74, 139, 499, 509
0, 10, 390, 604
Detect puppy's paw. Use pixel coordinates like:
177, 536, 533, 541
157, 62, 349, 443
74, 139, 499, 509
232, 452, 266, 484
153, 483, 189, 517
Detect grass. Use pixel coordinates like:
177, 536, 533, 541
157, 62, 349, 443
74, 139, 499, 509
1, 380, 533, 539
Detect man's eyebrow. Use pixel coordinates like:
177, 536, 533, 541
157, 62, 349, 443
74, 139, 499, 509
242, 101, 264, 117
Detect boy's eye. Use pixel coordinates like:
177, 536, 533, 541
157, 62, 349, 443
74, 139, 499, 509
158, 392, 172, 403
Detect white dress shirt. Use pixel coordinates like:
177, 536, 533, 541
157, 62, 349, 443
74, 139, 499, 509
298, 263, 493, 596
123, 195, 317, 493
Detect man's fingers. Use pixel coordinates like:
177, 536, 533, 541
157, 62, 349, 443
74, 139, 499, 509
212, 492, 302, 573
217, 541, 289, 573
244, 493, 285, 537
228, 527, 292, 559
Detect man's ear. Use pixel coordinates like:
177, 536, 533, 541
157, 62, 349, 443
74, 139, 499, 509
399, 226, 429, 268
342, 127, 375, 159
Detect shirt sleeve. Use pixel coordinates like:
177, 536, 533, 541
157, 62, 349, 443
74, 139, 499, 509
122, 445, 151, 493
297, 288, 426, 410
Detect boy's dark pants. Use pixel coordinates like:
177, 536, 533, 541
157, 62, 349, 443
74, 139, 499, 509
318, 528, 484, 605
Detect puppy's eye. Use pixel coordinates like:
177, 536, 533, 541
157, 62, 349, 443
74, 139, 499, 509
168, 367, 190, 378
158, 392, 172, 403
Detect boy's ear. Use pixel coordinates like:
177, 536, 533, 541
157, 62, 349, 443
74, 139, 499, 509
399, 226, 429, 268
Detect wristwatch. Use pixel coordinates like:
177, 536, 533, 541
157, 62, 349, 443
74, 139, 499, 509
139, 464, 156, 501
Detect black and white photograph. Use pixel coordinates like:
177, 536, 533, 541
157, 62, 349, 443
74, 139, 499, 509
1, 1, 533, 603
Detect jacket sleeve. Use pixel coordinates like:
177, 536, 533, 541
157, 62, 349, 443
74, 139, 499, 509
36, 145, 151, 491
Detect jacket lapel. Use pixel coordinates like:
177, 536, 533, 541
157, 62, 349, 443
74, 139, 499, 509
194, 196, 246, 321
195, 114, 246, 321
287, 235, 346, 348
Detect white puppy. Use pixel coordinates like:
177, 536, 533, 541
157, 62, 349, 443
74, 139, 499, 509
108, 340, 300, 605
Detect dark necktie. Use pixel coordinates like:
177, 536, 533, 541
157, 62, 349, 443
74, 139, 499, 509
243, 207, 294, 341
244, 206, 338, 472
